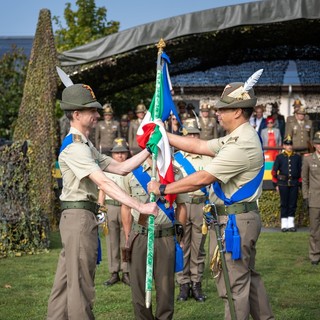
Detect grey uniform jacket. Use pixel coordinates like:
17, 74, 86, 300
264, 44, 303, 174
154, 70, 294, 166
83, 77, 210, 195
260, 127, 282, 147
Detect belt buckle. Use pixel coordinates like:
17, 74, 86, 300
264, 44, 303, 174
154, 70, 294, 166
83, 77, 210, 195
141, 226, 147, 234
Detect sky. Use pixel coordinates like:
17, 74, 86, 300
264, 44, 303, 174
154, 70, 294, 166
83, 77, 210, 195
0, 0, 261, 36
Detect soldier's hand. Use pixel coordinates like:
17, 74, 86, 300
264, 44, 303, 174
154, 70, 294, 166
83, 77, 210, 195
139, 202, 158, 216
147, 181, 161, 195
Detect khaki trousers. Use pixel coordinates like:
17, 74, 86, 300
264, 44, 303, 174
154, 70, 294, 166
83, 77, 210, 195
210, 211, 274, 320
309, 207, 320, 262
129, 233, 175, 320
105, 204, 128, 273
176, 202, 206, 284
47, 209, 98, 320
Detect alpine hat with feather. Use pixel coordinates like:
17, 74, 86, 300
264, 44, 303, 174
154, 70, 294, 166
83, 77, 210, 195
56, 67, 102, 111
60, 84, 102, 111
216, 69, 263, 109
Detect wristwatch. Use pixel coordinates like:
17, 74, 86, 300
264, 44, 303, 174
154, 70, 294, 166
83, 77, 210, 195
159, 184, 167, 196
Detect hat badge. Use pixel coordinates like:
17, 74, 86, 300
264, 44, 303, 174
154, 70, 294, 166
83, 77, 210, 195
82, 85, 96, 99
115, 138, 124, 146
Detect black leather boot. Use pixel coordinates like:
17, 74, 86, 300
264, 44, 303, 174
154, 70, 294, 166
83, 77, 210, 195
122, 272, 130, 286
103, 272, 120, 286
176, 283, 191, 301
191, 282, 206, 302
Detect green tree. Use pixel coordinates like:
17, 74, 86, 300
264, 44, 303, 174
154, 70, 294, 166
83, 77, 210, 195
53, 0, 119, 52
14, 9, 59, 227
0, 46, 27, 139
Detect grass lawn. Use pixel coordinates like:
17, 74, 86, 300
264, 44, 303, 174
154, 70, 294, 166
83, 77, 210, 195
0, 229, 319, 319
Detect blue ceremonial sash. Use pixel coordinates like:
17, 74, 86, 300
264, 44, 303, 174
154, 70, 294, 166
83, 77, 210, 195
174, 151, 209, 202
132, 166, 183, 272
213, 165, 264, 206
213, 134, 264, 260
59, 133, 102, 265
59, 134, 73, 154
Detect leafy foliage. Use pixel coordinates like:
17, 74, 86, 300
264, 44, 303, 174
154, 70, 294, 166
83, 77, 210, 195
53, 0, 120, 52
259, 190, 308, 228
4, 9, 60, 257
0, 142, 50, 258
0, 46, 28, 139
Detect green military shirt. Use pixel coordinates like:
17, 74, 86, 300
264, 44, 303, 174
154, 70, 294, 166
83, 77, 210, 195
59, 127, 112, 202
204, 122, 263, 202
174, 151, 213, 198
199, 117, 218, 140
103, 172, 125, 201
95, 119, 120, 150
122, 160, 188, 225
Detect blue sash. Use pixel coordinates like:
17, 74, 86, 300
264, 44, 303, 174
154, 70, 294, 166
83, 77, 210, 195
59, 134, 102, 265
132, 166, 183, 272
60, 134, 73, 154
174, 151, 209, 203
213, 134, 264, 260
213, 165, 264, 206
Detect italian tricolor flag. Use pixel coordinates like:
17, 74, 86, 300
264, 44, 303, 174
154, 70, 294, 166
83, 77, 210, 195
136, 53, 179, 206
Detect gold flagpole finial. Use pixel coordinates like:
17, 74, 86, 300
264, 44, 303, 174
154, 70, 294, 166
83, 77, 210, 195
156, 38, 166, 54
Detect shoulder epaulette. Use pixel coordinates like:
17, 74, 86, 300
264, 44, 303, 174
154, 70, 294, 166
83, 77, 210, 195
72, 134, 83, 143
60, 133, 84, 154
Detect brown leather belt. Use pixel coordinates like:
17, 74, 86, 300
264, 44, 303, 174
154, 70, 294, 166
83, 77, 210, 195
60, 201, 100, 215
132, 221, 175, 238
215, 202, 258, 215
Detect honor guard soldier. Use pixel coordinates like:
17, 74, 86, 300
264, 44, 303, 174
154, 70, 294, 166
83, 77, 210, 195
128, 103, 146, 155
98, 138, 131, 287
272, 135, 302, 232
47, 82, 157, 320
148, 75, 275, 320
174, 119, 213, 302
121, 157, 188, 320
95, 104, 120, 155
285, 102, 313, 154
199, 103, 218, 140
302, 131, 320, 265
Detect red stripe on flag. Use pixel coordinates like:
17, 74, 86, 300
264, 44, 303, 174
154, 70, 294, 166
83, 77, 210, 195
136, 123, 156, 149
159, 161, 176, 205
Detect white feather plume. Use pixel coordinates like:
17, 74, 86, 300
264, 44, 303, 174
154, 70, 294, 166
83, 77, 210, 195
56, 66, 74, 87
243, 69, 263, 92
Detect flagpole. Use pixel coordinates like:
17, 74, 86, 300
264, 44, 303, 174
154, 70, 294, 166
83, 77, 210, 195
145, 38, 166, 309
